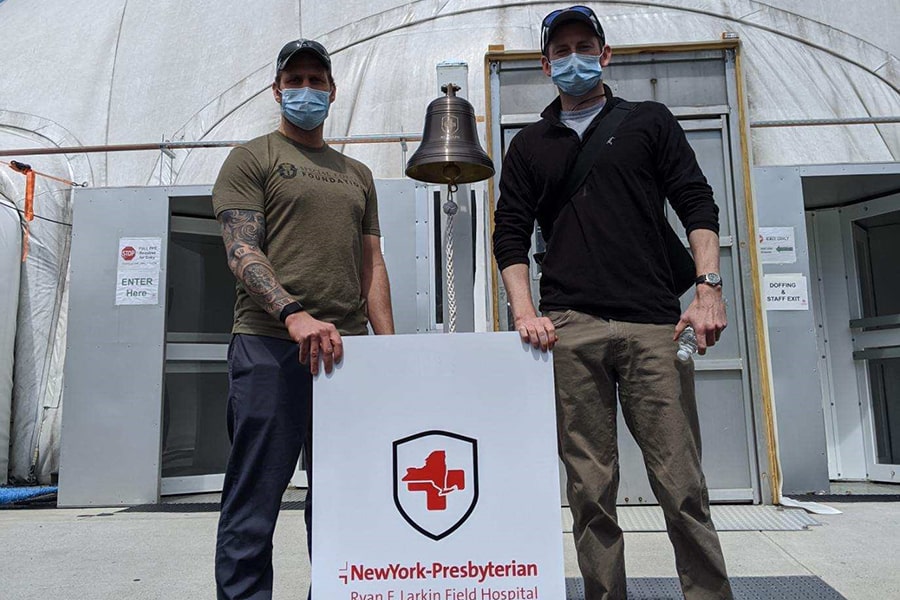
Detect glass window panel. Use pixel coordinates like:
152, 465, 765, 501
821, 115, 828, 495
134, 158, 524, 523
162, 362, 230, 478
166, 229, 236, 338
868, 357, 900, 465
864, 222, 900, 318
853, 212, 900, 321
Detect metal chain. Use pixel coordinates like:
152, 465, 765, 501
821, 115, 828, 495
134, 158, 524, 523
444, 184, 459, 333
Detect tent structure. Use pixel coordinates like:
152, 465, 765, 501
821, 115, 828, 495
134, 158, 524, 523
1, 0, 898, 484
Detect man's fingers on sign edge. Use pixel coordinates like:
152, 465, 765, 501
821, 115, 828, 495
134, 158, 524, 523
516, 322, 533, 343
538, 321, 557, 351
331, 331, 344, 362
309, 341, 319, 375
322, 350, 335, 374
299, 337, 311, 364
308, 337, 320, 374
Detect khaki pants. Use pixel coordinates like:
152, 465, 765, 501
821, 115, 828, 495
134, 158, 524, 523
549, 310, 733, 600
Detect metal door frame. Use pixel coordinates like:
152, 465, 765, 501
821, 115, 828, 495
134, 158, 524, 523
163, 188, 234, 495
483, 40, 777, 503
840, 195, 900, 482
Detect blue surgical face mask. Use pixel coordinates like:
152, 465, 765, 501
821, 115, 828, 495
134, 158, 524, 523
550, 53, 603, 97
280, 86, 331, 130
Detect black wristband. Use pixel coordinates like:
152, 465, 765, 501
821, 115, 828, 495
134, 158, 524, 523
279, 301, 304, 323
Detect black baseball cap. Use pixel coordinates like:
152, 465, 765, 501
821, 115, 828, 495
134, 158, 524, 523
541, 5, 606, 55
276, 39, 332, 74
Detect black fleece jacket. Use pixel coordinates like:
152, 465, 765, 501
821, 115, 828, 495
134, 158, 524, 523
492, 86, 719, 324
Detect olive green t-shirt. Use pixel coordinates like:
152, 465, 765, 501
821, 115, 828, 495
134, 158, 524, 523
212, 131, 380, 339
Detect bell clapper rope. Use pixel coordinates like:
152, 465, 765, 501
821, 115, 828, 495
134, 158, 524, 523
444, 182, 459, 333
442, 163, 462, 333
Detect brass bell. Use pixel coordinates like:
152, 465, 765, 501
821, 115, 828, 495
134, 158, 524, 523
405, 84, 495, 184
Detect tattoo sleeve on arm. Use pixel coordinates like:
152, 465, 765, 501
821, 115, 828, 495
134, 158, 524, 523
219, 209, 295, 319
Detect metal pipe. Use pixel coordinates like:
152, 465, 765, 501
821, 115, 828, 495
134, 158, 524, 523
751, 116, 900, 128
327, 134, 422, 145
0, 134, 423, 157
0, 141, 243, 157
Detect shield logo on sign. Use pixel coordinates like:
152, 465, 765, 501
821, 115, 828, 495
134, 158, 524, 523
393, 430, 478, 541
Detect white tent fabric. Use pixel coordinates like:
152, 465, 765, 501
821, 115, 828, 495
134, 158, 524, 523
0, 118, 82, 484
1, 0, 897, 187
0, 174, 21, 485
0, 0, 898, 483
0, 154, 72, 484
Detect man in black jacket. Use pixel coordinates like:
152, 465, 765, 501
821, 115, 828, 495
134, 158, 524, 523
492, 6, 732, 600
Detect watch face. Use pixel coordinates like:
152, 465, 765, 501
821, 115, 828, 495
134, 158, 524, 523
706, 273, 722, 285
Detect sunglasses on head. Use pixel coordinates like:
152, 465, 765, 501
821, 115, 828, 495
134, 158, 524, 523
542, 5, 596, 27
541, 5, 604, 51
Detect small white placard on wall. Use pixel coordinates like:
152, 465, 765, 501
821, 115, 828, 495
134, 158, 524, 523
759, 227, 797, 264
312, 332, 565, 600
115, 237, 162, 305
764, 273, 809, 310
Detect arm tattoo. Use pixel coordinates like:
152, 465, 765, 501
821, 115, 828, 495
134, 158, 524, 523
218, 209, 294, 319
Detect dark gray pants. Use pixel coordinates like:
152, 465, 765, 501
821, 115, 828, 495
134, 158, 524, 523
215, 334, 313, 600
549, 310, 733, 600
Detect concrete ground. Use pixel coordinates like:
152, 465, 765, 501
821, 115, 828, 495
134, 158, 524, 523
2, 499, 898, 600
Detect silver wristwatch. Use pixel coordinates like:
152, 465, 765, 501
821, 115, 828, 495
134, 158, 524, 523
694, 273, 723, 288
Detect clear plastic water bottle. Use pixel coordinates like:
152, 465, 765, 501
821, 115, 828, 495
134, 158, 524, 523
677, 326, 698, 362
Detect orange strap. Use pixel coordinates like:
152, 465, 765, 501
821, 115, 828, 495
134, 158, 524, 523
3, 160, 84, 261
4, 159, 79, 187
21, 223, 30, 262
4, 161, 36, 260
23, 168, 35, 222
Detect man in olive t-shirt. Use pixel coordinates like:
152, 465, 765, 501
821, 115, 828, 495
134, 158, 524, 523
214, 131, 382, 338
212, 39, 394, 600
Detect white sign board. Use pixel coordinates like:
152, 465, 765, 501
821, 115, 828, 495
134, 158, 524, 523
764, 273, 809, 310
313, 333, 565, 600
115, 237, 162, 305
759, 227, 796, 264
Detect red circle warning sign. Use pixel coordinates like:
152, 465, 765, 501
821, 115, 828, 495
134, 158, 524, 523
121, 246, 136, 261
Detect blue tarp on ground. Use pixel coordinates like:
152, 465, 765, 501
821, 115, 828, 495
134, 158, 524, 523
0, 486, 58, 505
